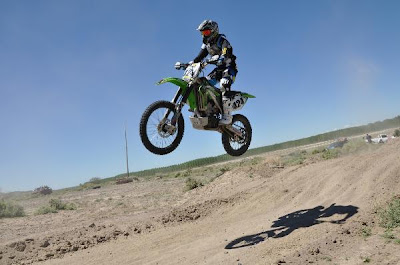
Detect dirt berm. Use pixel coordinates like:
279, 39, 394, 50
2, 139, 400, 265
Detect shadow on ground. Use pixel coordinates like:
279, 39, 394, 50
225, 203, 358, 249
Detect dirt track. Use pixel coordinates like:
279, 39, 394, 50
1, 138, 400, 265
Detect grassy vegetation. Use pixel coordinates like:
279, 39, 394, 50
312, 148, 323, 155
35, 205, 58, 215
282, 145, 340, 166
88, 177, 102, 184
322, 149, 339, 160
361, 227, 372, 238
381, 230, 395, 240
380, 229, 400, 244
35, 198, 77, 215
0, 200, 25, 218
185, 178, 204, 191
341, 138, 381, 154
362, 257, 371, 263
0, 190, 37, 202
321, 256, 332, 262
379, 196, 400, 230
279, 137, 386, 167
375, 196, 400, 244
282, 151, 307, 166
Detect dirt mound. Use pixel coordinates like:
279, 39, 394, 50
160, 198, 238, 225
2, 138, 400, 265
1, 223, 134, 264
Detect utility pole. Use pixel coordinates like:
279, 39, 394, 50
124, 123, 130, 178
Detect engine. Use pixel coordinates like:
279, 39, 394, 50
205, 102, 220, 116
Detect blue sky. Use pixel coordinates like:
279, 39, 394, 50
1, 1, 399, 192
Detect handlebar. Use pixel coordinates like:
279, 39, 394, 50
174, 62, 189, 70
175, 55, 220, 70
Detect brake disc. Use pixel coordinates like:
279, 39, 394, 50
157, 120, 177, 138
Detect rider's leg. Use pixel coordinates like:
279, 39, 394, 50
219, 68, 236, 125
206, 68, 219, 87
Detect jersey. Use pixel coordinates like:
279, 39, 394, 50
193, 34, 237, 71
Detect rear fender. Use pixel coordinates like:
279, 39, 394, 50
229, 92, 255, 111
240, 92, 256, 98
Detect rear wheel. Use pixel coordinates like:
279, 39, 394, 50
222, 114, 252, 156
139, 100, 184, 155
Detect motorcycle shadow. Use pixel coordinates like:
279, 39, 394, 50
225, 203, 358, 249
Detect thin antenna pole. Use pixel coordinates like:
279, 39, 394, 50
124, 123, 130, 178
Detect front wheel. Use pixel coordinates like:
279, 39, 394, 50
140, 100, 184, 155
222, 114, 252, 156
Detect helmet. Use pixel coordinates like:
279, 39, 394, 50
197, 20, 219, 43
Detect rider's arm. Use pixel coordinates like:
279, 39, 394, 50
193, 44, 208, 63
219, 39, 234, 66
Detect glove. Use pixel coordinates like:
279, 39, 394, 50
174, 62, 182, 70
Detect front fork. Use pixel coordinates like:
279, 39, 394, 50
161, 88, 183, 126
167, 84, 198, 126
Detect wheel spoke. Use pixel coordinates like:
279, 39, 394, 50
221, 115, 251, 156
146, 106, 178, 149
228, 120, 247, 150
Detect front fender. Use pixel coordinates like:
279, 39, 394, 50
157, 77, 188, 89
157, 77, 196, 108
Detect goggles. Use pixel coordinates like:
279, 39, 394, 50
201, 29, 212, 37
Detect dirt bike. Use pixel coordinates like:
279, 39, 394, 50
139, 56, 255, 156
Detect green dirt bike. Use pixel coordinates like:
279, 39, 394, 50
139, 56, 255, 156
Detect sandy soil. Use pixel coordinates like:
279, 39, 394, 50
1, 137, 400, 265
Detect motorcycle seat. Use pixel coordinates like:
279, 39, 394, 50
224, 91, 241, 98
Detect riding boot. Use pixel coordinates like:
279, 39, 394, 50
219, 96, 233, 125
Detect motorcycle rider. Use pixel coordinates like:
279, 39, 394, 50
192, 20, 238, 125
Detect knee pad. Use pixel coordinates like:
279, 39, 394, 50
220, 77, 232, 92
